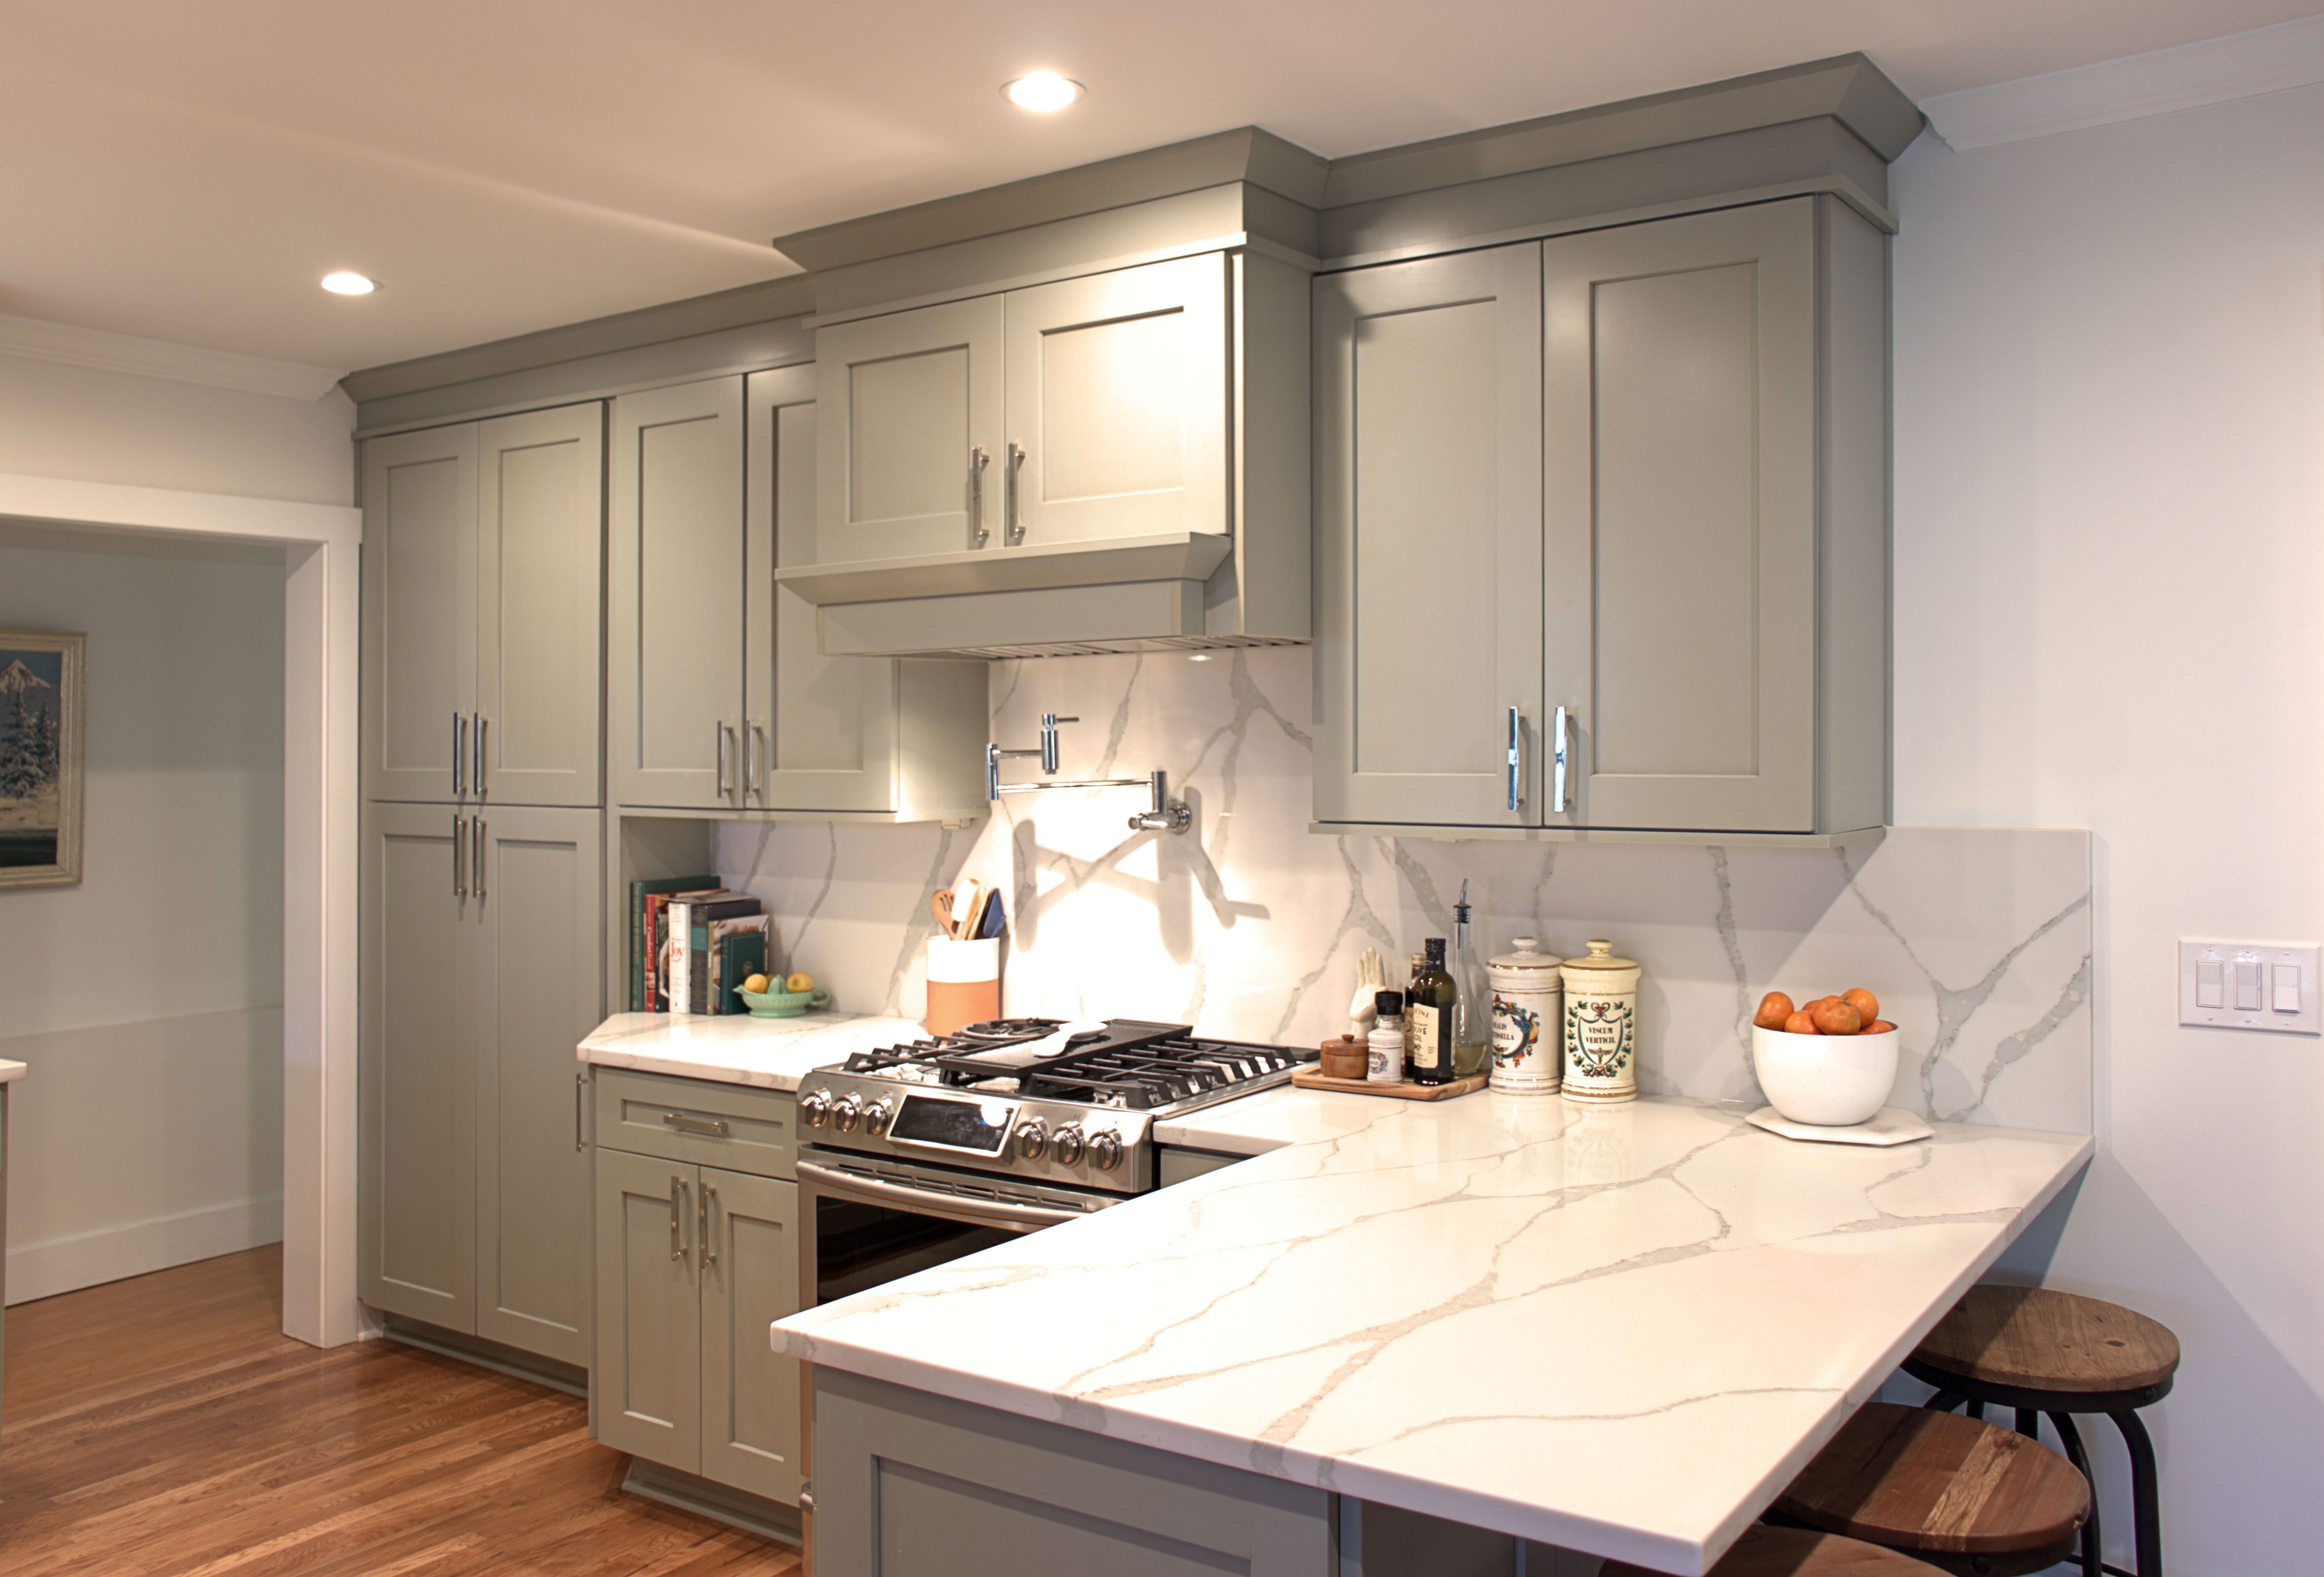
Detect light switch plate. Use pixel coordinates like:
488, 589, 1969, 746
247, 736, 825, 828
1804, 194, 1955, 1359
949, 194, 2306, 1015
2180, 940, 2320, 1033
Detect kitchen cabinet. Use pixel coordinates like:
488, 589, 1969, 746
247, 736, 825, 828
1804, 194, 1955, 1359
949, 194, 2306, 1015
593, 1071, 803, 1506
608, 371, 987, 817
361, 404, 604, 808
359, 801, 599, 1366
1313, 196, 1888, 838
814, 253, 1228, 562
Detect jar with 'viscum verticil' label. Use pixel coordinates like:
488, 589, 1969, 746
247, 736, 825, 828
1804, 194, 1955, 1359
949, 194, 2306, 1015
1560, 939, 1640, 1104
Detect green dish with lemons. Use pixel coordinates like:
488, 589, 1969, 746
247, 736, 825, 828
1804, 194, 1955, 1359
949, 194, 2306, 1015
737, 984, 831, 1018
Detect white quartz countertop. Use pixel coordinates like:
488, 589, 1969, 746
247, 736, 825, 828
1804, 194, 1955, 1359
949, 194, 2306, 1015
0, 1058, 22, 1084
774, 1091, 2092, 1575
578, 1010, 926, 1091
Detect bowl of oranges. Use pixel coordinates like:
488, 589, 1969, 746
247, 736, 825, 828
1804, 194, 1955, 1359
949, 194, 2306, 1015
1749, 987, 1899, 1127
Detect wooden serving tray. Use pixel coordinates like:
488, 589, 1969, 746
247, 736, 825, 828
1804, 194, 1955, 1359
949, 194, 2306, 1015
1290, 1069, 1490, 1101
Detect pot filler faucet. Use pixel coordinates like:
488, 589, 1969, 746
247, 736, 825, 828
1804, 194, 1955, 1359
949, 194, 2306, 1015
985, 712, 1194, 834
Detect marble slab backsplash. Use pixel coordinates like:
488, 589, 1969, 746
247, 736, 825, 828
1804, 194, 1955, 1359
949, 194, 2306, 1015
717, 648, 2091, 1134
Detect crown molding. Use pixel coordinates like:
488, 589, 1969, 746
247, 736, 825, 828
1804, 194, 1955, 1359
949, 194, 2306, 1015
1921, 15, 2324, 151
0, 314, 345, 401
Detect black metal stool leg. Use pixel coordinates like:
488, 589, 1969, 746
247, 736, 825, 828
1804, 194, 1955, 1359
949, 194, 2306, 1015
2112, 1408, 2162, 1577
1923, 1390, 1964, 1412
2015, 1406, 2039, 1437
2048, 1412, 2102, 1577
1965, 1398, 1986, 1421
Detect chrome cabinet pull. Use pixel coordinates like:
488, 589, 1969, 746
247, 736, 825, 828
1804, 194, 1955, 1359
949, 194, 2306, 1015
746, 722, 766, 801
452, 813, 467, 898
662, 1111, 729, 1138
715, 722, 731, 797
670, 1175, 688, 1263
473, 714, 488, 797
969, 445, 991, 546
452, 713, 466, 797
1005, 441, 1026, 544
700, 1183, 718, 1270
1551, 705, 1571, 815
1506, 706, 1524, 812
472, 818, 486, 900
575, 1072, 586, 1151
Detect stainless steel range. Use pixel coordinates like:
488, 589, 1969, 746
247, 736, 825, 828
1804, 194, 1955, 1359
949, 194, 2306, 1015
795, 1018, 1304, 1307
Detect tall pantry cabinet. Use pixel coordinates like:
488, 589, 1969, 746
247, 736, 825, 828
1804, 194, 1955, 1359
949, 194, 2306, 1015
359, 403, 605, 1368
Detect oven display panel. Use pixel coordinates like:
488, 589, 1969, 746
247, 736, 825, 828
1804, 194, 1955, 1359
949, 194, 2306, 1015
889, 1094, 1017, 1154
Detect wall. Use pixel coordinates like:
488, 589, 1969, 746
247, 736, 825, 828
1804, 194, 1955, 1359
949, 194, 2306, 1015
1886, 80, 2324, 1577
0, 353, 353, 506
0, 525, 287, 1301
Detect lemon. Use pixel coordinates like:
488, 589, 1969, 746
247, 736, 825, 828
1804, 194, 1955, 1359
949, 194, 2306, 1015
785, 971, 815, 994
741, 973, 771, 995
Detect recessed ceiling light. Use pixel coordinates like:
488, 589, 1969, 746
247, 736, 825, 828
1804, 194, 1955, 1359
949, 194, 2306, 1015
320, 272, 376, 296
1003, 71, 1083, 113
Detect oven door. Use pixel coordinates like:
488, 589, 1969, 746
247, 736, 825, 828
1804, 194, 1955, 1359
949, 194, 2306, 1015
796, 1149, 1125, 1307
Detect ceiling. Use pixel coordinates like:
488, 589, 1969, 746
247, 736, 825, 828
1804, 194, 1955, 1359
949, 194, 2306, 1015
1, 1, 2312, 376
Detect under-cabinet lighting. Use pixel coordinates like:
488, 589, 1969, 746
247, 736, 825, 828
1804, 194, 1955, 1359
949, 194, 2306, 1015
320, 272, 376, 296
1004, 72, 1084, 112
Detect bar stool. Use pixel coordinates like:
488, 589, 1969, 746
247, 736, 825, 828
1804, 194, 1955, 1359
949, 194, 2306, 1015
1604, 1525, 1934, 1577
1772, 1401, 2090, 1576
1904, 1285, 2179, 1577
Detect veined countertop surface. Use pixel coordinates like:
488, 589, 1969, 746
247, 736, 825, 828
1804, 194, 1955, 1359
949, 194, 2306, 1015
774, 1090, 2093, 1576
0, 1058, 24, 1083
578, 1011, 927, 1091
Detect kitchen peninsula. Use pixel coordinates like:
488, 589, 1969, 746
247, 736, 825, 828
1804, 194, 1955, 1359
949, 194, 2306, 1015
774, 1091, 2092, 1577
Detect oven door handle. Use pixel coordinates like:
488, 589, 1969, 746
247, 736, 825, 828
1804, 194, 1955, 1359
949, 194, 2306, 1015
796, 1158, 1094, 1232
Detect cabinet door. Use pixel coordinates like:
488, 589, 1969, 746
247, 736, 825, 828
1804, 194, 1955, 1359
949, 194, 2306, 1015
698, 1166, 803, 1502
745, 365, 899, 814
1542, 200, 1817, 831
362, 425, 476, 803
1312, 246, 1544, 827
476, 405, 604, 808
814, 296, 1004, 563
470, 806, 600, 1365
1002, 253, 1230, 546
593, 1148, 702, 1471
609, 378, 745, 810
359, 802, 475, 1330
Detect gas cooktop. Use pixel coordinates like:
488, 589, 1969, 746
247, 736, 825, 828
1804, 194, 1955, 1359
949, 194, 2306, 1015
835, 1018, 1305, 1113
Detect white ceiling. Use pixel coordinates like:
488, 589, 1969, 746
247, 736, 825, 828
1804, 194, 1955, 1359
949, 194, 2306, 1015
1, 1, 2313, 376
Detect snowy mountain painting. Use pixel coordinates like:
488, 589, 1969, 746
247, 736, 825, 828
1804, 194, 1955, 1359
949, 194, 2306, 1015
0, 632, 85, 886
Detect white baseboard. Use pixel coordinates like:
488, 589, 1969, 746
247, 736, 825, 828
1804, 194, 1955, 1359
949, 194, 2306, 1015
6, 1193, 284, 1306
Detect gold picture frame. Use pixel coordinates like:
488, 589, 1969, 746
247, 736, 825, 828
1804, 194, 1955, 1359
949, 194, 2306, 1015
0, 629, 86, 889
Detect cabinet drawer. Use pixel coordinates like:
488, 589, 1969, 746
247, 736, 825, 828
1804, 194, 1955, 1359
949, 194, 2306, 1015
593, 1068, 796, 1178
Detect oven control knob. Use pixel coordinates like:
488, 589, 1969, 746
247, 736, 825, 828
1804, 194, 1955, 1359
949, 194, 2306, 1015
834, 1095, 864, 1133
1015, 1119, 1049, 1161
800, 1090, 833, 1129
1052, 1124, 1086, 1166
865, 1099, 894, 1138
1087, 1129, 1123, 1172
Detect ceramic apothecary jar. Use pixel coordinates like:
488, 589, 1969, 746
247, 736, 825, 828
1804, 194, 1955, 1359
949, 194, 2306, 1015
1488, 938, 1563, 1094
1560, 939, 1641, 1103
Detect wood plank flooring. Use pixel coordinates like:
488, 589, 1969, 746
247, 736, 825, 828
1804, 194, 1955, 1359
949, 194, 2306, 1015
0, 1246, 800, 1575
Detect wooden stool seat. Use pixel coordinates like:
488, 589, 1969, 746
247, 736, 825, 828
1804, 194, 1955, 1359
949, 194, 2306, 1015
1775, 1403, 2088, 1577
1912, 1284, 2179, 1398
1605, 1526, 1932, 1577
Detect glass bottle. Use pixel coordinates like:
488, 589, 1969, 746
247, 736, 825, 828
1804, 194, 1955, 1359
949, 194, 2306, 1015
1409, 938, 1457, 1085
1403, 951, 1426, 1076
1451, 881, 1490, 1078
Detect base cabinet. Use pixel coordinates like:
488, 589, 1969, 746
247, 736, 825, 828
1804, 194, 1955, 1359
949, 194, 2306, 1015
359, 802, 599, 1366
593, 1086, 803, 1506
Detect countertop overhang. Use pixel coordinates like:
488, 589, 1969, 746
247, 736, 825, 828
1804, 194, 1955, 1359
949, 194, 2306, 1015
772, 1090, 2092, 1576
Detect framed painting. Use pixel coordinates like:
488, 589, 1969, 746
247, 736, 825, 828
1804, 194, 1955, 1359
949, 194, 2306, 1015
0, 630, 85, 889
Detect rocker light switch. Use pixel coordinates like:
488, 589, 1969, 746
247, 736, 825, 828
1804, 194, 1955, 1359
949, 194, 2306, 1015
2181, 941, 2320, 1034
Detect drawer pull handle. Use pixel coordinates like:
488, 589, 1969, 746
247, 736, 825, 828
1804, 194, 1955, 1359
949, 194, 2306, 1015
663, 1112, 730, 1138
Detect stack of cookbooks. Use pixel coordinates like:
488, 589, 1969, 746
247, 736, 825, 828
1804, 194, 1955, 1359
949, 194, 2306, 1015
628, 877, 769, 1015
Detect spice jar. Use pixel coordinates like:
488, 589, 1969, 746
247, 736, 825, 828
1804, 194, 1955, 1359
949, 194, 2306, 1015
1488, 938, 1562, 1094
1560, 939, 1641, 1103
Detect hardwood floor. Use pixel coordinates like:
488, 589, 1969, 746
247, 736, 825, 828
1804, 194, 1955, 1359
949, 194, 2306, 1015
0, 1246, 800, 1575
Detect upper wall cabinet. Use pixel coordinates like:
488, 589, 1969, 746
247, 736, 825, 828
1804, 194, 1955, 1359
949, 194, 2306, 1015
362, 405, 605, 808
608, 372, 988, 818
1314, 196, 1889, 840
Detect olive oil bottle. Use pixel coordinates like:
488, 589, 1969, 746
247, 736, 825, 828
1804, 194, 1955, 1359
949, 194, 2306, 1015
1408, 938, 1458, 1085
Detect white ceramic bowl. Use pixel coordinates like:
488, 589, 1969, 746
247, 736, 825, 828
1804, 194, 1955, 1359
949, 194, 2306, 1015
1752, 1025, 1901, 1127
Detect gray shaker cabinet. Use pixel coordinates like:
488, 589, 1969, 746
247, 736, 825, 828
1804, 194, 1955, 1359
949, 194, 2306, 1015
593, 1144, 706, 1470
1313, 195, 1889, 838
359, 801, 599, 1366
362, 405, 604, 808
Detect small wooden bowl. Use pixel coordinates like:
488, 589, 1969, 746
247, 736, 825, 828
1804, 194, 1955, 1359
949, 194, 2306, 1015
1319, 1036, 1369, 1080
